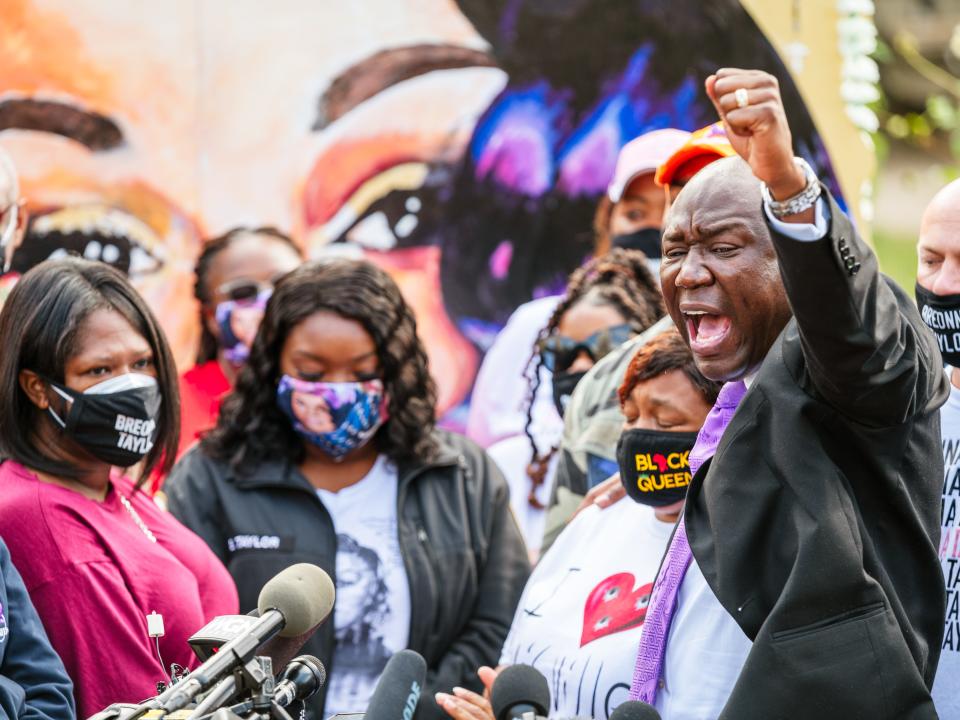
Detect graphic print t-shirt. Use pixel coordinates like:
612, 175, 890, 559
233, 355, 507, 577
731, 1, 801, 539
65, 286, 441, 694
316, 455, 411, 716
933, 375, 960, 718
500, 499, 673, 719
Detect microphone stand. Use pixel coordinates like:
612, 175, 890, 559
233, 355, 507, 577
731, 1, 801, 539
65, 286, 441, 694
197, 657, 295, 720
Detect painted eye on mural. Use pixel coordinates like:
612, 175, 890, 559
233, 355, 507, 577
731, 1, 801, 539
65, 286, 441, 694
593, 615, 611, 632
13, 205, 164, 279
603, 586, 621, 602
635, 594, 650, 611
305, 161, 448, 254
344, 189, 433, 251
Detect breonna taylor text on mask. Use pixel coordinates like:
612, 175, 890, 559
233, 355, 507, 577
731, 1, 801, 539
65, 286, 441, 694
921, 305, 960, 354
114, 414, 155, 454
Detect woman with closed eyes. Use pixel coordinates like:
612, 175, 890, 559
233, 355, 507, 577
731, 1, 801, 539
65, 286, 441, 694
164, 258, 529, 720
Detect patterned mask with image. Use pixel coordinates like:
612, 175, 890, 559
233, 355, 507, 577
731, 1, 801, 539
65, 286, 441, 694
276, 376, 386, 460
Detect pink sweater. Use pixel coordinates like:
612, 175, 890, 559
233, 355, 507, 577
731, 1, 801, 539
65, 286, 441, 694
0, 460, 239, 718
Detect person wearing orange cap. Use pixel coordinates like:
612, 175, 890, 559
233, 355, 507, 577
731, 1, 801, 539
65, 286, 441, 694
466, 128, 690, 462
654, 121, 737, 193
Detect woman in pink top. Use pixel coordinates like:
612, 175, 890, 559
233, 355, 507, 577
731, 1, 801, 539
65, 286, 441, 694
0, 257, 239, 718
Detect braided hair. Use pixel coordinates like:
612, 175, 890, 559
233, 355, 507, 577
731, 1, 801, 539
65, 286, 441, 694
193, 226, 301, 365
522, 248, 664, 507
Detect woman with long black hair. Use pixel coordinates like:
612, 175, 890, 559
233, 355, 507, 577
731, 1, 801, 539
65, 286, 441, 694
165, 258, 529, 720
0, 257, 238, 717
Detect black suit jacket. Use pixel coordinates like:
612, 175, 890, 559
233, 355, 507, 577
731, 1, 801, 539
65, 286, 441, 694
684, 191, 950, 719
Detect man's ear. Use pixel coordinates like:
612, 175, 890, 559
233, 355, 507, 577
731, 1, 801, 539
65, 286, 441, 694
19, 369, 51, 410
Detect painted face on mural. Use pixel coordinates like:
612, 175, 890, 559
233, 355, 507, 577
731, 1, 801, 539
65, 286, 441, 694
0, 0, 840, 420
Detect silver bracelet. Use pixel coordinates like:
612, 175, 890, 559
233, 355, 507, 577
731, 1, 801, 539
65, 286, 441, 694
761, 158, 821, 219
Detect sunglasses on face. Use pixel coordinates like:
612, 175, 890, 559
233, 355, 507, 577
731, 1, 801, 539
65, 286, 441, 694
216, 278, 276, 304
537, 323, 634, 373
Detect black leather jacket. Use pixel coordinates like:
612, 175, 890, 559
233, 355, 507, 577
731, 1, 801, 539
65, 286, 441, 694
686, 191, 949, 719
164, 430, 530, 720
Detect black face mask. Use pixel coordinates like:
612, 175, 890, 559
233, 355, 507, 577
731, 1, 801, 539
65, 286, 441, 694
47, 374, 162, 468
552, 370, 587, 418
616, 428, 699, 507
610, 228, 662, 259
916, 282, 960, 367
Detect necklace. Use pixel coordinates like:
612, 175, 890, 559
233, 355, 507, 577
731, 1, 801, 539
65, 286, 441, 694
119, 494, 158, 543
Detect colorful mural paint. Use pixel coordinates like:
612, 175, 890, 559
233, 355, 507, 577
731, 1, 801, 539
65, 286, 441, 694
0, 0, 847, 423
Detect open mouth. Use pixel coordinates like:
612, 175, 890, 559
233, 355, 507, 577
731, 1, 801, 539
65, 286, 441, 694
684, 309, 733, 355
13, 204, 164, 278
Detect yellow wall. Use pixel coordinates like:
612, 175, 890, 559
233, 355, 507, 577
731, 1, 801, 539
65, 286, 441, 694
743, 0, 876, 236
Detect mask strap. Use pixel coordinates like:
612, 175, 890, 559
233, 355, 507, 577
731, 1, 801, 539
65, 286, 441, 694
47, 406, 67, 429
50, 384, 73, 402
45, 382, 73, 428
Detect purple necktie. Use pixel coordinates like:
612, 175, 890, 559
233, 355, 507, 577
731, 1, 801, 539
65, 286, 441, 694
629, 380, 748, 704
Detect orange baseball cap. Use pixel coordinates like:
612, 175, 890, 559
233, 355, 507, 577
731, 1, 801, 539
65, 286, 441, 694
654, 122, 736, 187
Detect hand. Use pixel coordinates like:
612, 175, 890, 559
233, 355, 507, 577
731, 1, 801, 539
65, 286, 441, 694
572, 473, 626, 518
436, 666, 501, 720
705, 68, 805, 200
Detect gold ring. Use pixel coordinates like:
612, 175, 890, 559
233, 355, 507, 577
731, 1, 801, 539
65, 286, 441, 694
735, 88, 749, 109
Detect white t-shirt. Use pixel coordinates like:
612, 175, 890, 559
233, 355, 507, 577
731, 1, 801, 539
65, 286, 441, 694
315, 455, 411, 716
500, 500, 674, 719
466, 296, 563, 449
487, 435, 559, 559
655, 559, 752, 719
933, 374, 960, 718
655, 372, 757, 719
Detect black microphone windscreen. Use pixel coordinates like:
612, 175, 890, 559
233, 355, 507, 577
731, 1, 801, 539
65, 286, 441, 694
490, 665, 550, 720
364, 650, 427, 720
609, 700, 662, 720
257, 563, 335, 637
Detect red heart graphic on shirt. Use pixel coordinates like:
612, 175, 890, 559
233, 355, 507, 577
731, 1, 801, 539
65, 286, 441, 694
581, 573, 653, 647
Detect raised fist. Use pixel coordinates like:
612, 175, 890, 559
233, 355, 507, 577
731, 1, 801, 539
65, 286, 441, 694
705, 68, 806, 201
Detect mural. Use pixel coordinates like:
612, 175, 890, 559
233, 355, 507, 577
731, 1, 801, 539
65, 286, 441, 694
0, 0, 847, 424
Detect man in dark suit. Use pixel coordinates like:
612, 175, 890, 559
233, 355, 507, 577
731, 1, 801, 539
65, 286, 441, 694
629, 69, 949, 718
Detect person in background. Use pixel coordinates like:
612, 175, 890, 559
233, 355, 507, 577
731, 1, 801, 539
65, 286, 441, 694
542, 124, 735, 549
0, 148, 27, 276
465, 129, 690, 453
0, 258, 239, 718
653, 122, 737, 197
178, 227, 302, 460
165, 259, 529, 720
486, 249, 662, 560
436, 331, 719, 720
0, 537, 75, 720
914, 177, 960, 717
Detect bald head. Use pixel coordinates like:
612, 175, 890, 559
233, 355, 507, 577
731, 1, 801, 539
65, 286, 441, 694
917, 178, 960, 296
659, 156, 790, 381
667, 156, 768, 238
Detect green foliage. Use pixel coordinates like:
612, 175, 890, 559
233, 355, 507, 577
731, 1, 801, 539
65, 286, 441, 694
873, 228, 917, 293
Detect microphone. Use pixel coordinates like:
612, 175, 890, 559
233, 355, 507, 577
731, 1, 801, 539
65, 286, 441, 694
609, 701, 662, 720
364, 650, 426, 720
490, 665, 550, 720
190, 609, 320, 673
154, 563, 335, 713
273, 655, 327, 708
